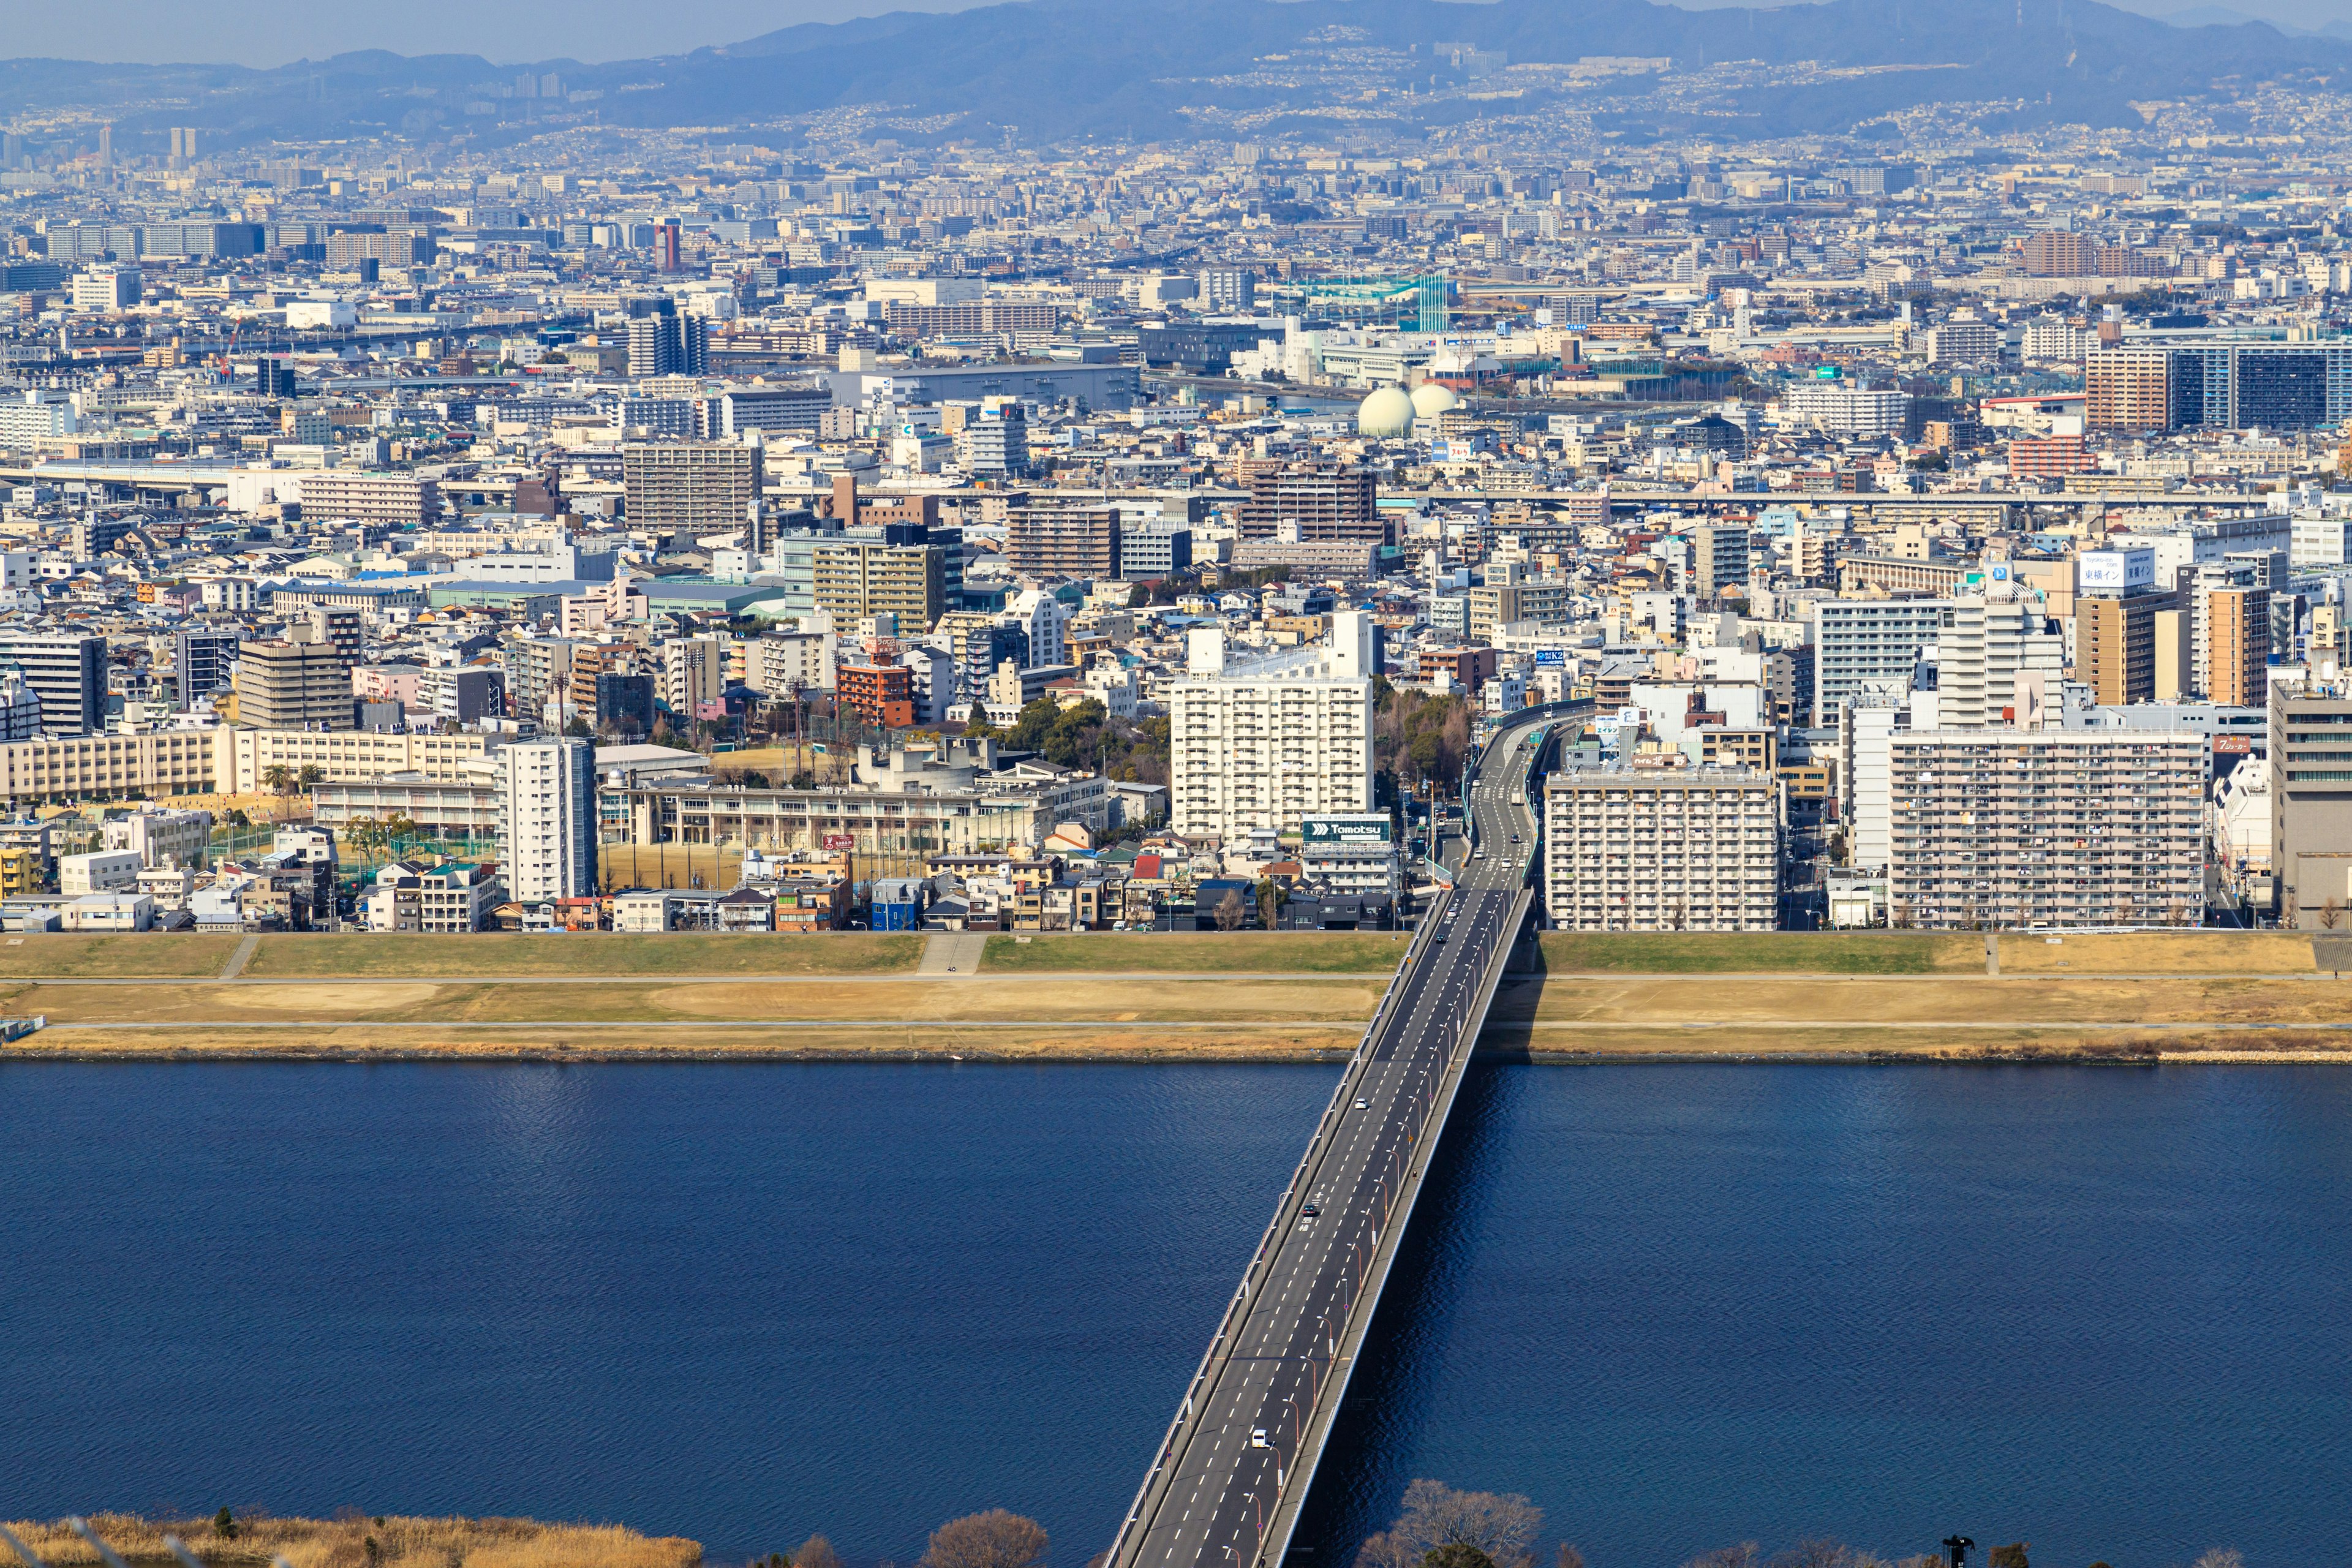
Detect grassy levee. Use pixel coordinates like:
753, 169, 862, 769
0, 932, 243, 978
1496, 973, 2352, 1027
980, 931, 1414, 973
14, 1022, 1367, 1060
1538, 932, 1980, 973
240, 932, 923, 978
1994, 930, 2319, 973
13, 974, 1382, 1027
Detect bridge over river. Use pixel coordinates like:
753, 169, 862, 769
1109, 706, 1572, 1568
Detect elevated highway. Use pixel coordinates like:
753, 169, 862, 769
1109, 709, 1561, 1568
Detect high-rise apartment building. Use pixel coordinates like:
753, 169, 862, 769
662, 635, 728, 717
1196, 267, 1257, 310
1543, 763, 1779, 931
1170, 616, 1375, 840
2204, 586, 2271, 707
232, 628, 353, 730
496, 737, 598, 903
1812, 600, 1951, 726
1931, 592, 2065, 728
296, 470, 440, 527
1924, 320, 2002, 365
2270, 671, 2352, 925
2086, 350, 2169, 431
1691, 522, 1750, 600
837, 661, 916, 730
0, 630, 105, 736
173, 627, 242, 706
323, 230, 437, 269
1889, 729, 2206, 929
1237, 461, 1381, 543
1006, 502, 1122, 579
625, 311, 707, 378
2020, 231, 2099, 277
622, 442, 762, 537
812, 541, 944, 631
954, 406, 1029, 476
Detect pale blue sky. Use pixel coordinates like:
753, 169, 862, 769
1, 0, 2348, 67
0, 0, 981, 67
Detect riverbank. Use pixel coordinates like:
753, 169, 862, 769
1, 1514, 699, 1568
1, 930, 2345, 1063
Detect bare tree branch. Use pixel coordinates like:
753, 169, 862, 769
920, 1512, 1047, 1568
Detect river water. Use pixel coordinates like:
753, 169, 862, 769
3, 1061, 2347, 1568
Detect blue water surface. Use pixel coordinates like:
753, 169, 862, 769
4, 1061, 2350, 1568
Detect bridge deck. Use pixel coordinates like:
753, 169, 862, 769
1109, 717, 1554, 1568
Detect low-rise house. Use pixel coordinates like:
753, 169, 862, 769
715, 886, 775, 932
419, 862, 503, 933
63, 892, 153, 932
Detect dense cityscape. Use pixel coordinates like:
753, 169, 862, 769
3, 64, 2350, 935
6, 6, 2350, 1567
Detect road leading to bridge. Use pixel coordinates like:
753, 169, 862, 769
1109, 712, 1559, 1568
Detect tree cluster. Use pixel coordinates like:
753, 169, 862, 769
965, 695, 1168, 785
1354, 1488, 2237, 1568
1374, 682, 1474, 796
760, 1509, 1046, 1568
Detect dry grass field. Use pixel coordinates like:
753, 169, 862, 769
11, 1022, 1364, 1060
1, 1515, 699, 1568
1537, 932, 1980, 973
5, 929, 2348, 1061
3, 974, 1385, 1029
0, 933, 244, 978
1991, 930, 2322, 973
238, 932, 922, 979
981, 931, 1414, 973
1499, 973, 2352, 1028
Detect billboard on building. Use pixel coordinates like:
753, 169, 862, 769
821, 832, 856, 850
1302, 815, 1393, 845
2079, 546, 2155, 593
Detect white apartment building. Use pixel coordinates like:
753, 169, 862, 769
72, 267, 140, 312
1926, 592, 2065, 728
1813, 599, 1950, 726
1543, 763, 1779, 931
100, 807, 214, 870
1781, 380, 1909, 437
1888, 728, 2207, 929
496, 737, 598, 903
2291, 513, 2352, 569
2021, 320, 2089, 363
1170, 614, 1375, 842
0, 390, 77, 449
1840, 698, 1907, 873
59, 850, 141, 896
753, 628, 835, 695
292, 470, 440, 528
662, 635, 728, 715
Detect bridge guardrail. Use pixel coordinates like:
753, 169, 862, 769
1106, 888, 1453, 1568
1254, 886, 1533, 1568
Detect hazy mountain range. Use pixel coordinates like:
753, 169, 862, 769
2, 0, 2342, 149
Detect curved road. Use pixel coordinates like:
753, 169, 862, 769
1111, 714, 1556, 1568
